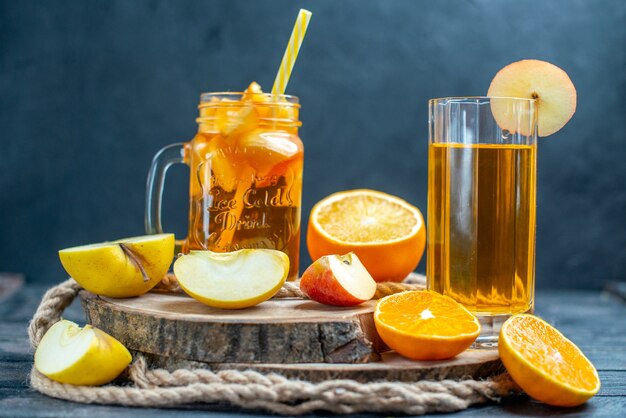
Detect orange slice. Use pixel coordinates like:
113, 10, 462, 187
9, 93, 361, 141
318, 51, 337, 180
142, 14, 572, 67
307, 190, 425, 282
237, 130, 301, 174
374, 291, 480, 360
499, 314, 600, 407
241, 81, 268, 103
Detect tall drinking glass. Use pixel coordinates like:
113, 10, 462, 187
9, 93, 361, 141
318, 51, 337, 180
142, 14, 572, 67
427, 97, 538, 346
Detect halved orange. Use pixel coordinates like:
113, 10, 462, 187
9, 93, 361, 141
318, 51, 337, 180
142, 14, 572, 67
307, 189, 425, 282
499, 314, 600, 407
374, 291, 480, 360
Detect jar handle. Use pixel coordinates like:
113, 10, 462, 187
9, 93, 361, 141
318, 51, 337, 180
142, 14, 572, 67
145, 143, 187, 240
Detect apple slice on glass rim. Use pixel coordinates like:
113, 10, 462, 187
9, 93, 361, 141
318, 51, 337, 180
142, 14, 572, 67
487, 59, 577, 137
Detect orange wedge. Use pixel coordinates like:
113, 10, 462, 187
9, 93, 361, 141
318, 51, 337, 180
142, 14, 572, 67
499, 314, 600, 407
307, 189, 425, 282
374, 291, 480, 360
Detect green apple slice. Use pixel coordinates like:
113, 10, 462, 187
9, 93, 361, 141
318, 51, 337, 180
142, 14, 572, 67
173, 249, 289, 309
34, 320, 132, 386
58, 234, 175, 298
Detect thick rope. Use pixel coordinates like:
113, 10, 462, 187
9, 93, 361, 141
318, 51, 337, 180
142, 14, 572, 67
28, 277, 519, 415
30, 365, 518, 415
28, 278, 82, 347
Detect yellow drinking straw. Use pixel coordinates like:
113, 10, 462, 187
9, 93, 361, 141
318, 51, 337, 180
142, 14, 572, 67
271, 9, 312, 96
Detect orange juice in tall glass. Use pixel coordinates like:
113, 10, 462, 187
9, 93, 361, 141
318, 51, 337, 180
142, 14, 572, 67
427, 97, 537, 346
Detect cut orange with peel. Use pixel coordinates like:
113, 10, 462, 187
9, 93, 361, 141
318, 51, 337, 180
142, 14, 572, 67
307, 189, 425, 282
374, 291, 480, 360
499, 314, 600, 407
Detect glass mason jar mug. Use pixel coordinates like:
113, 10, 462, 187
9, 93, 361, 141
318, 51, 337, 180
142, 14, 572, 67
146, 92, 303, 281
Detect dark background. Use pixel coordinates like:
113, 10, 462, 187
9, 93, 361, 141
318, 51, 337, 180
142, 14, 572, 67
1, 0, 625, 289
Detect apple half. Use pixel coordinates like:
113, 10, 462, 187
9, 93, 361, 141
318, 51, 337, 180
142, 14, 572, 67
34, 320, 132, 386
58, 234, 175, 298
173, 249, 289, 309
300, 253, 377, 307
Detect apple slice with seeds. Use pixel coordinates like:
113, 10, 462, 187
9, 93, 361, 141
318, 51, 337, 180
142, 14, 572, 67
487, 59, 577, 137
58, 234, 175, 298
300, 253, 377, 307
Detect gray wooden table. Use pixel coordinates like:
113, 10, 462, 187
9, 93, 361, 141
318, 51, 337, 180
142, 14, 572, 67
1, 278, 625, 417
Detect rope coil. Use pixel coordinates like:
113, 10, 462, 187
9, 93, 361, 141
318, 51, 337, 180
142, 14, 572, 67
28, 276, 520, 415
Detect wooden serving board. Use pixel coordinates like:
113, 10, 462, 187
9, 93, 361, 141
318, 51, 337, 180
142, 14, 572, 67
80, 290, 503, 381
81, 291, 383, 364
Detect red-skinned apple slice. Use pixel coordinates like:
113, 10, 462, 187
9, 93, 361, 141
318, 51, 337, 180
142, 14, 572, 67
487, 59, 577, 137
300, 253, 376, 307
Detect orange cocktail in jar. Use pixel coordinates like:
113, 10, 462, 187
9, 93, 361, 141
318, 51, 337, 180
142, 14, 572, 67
188, 83, 303, 280
147, 83, 303, 281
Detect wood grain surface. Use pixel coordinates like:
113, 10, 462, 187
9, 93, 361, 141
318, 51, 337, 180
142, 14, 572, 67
139, 350, 504, 383
81, 291, 384, 364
